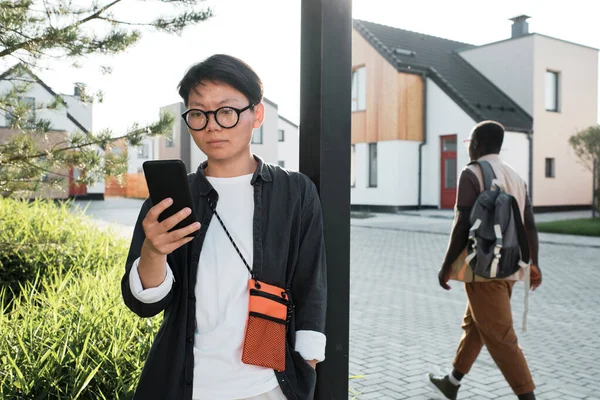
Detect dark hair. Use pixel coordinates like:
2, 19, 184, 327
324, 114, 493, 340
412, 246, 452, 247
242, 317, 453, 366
178, 54, 263, 107
473, 120, 504, 154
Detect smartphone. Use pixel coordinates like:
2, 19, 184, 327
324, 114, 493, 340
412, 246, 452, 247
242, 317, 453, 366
142, 159, 199, 237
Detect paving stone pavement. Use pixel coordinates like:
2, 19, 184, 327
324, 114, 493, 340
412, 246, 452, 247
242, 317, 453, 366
75, 199, 600, 399
348, 225, 600, 400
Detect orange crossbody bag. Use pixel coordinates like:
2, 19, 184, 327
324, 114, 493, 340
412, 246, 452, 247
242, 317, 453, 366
211, 204, 292, 372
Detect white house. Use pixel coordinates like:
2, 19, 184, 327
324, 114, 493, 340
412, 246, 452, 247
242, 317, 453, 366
127, 137, 158, 174
277, 115, 300, 171
351, 16, 598, 211
0, 64, 100, 199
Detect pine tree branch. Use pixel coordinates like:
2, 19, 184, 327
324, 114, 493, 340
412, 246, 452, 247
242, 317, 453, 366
95, 16, 155, 27
20, 159, 71, 179
1, 25, 36, 41
6, 129, 145, 163
0, 0, 123, 58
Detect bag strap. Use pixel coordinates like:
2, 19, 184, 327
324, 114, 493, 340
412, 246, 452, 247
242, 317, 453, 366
208, 200, 256, 281
474, 160, 497, 191
511, 196, 530, 264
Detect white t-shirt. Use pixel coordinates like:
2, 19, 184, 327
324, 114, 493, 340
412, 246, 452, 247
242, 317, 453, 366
191, 174, 278, 399
128, 173, 326, 399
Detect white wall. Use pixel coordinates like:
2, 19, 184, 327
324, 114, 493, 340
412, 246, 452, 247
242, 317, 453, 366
500, 131, 531, 189
250, 100, 278, 164
532, 35, 598, 206
422, 78, 475, 207
128, 137, 156, 174
0, 78, 88, 133
351, 140, 420, 207
459, 36, 535, 115
63, 94, 93, 132
277, 117, 299, 171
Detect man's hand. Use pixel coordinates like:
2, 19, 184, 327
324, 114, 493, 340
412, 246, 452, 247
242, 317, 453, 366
142, 198, 201, 256
306, 360, 318, 370
438, 265, 452, 290
530, 264, 542, 291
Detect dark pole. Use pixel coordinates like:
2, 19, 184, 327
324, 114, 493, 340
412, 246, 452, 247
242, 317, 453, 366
300, 0, 352, 398
593, 160, 597, 218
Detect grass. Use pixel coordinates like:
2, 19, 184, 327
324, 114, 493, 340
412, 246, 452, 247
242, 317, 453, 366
0, 197, 126, 306
536, 218, 600, 237
1, 263, 161, 399
0, 197, 159, 398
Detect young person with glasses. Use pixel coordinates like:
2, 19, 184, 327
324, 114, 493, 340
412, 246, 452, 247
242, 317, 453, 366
122, 54, 327, 400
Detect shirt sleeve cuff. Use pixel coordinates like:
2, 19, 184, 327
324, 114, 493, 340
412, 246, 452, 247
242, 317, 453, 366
128, 257, 174, 304
295, 330, 327, 362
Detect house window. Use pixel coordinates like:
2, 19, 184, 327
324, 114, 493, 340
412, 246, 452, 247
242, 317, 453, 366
351, 66, 366, 112
442, 137, 457, 152
278, 160, 285, 168
252, 126, 263, 144
166, 136, 175, 147
111, 147, 123, 156
545, 158, 555, 178
137, 144, 149, 159
6, 97, 35, 127
545, 71, 560, 112
278, 129, 285, 142
368, 143, 377, 187
351, 144, 356, 187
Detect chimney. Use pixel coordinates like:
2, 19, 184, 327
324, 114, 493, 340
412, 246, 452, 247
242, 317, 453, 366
509, 15, 531, 38
73, 82, 85, 97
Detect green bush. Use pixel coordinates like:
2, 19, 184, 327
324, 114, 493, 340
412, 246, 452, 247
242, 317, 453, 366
0, 198, 125, 304
0, 197, 160, 398
1, 263, 161, 399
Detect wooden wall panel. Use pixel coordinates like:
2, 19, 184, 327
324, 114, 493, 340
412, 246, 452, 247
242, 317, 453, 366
352, 30, 424, 143
351, 112, 366, 143
378, 59, 400, 142
404, 74, 424, 142
125, 173, 149, 199
105, 176, 127, 197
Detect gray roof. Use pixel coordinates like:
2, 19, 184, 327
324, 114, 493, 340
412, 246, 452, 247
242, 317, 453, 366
354, 20, 533, 133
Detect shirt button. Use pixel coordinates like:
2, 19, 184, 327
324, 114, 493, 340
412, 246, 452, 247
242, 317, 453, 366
188, 294, 195, 300
186, 379, 192, 385
187, 337, 193, 343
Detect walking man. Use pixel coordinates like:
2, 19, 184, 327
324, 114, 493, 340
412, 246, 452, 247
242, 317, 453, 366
429, 120, 542, 400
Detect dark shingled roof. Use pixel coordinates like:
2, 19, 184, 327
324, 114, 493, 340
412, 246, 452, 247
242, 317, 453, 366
354, 19, 533, 133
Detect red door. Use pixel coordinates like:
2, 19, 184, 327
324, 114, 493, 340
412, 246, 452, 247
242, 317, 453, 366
440, 135, 457, 209
69, 166, 87, 196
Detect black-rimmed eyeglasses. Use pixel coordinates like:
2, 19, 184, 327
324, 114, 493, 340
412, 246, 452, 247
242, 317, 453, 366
181, 104, 254, 131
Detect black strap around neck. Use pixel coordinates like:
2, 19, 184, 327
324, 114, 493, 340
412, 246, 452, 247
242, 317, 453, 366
208, 199, 255, 280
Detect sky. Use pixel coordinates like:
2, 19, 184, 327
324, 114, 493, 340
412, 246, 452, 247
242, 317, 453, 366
20, 0, 600, 135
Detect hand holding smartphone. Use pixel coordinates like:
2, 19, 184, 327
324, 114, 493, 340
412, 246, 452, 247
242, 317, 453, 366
141, 160, 200, 256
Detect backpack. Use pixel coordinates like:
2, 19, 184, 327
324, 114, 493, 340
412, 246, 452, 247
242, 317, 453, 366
465, 161, 530, 279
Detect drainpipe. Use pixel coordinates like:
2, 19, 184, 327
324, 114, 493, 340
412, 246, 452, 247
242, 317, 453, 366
417, 73, 428, 209
527, 130, 533, 203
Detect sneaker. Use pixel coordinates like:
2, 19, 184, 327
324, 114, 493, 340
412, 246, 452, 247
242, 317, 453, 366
427, 373, 459, 400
